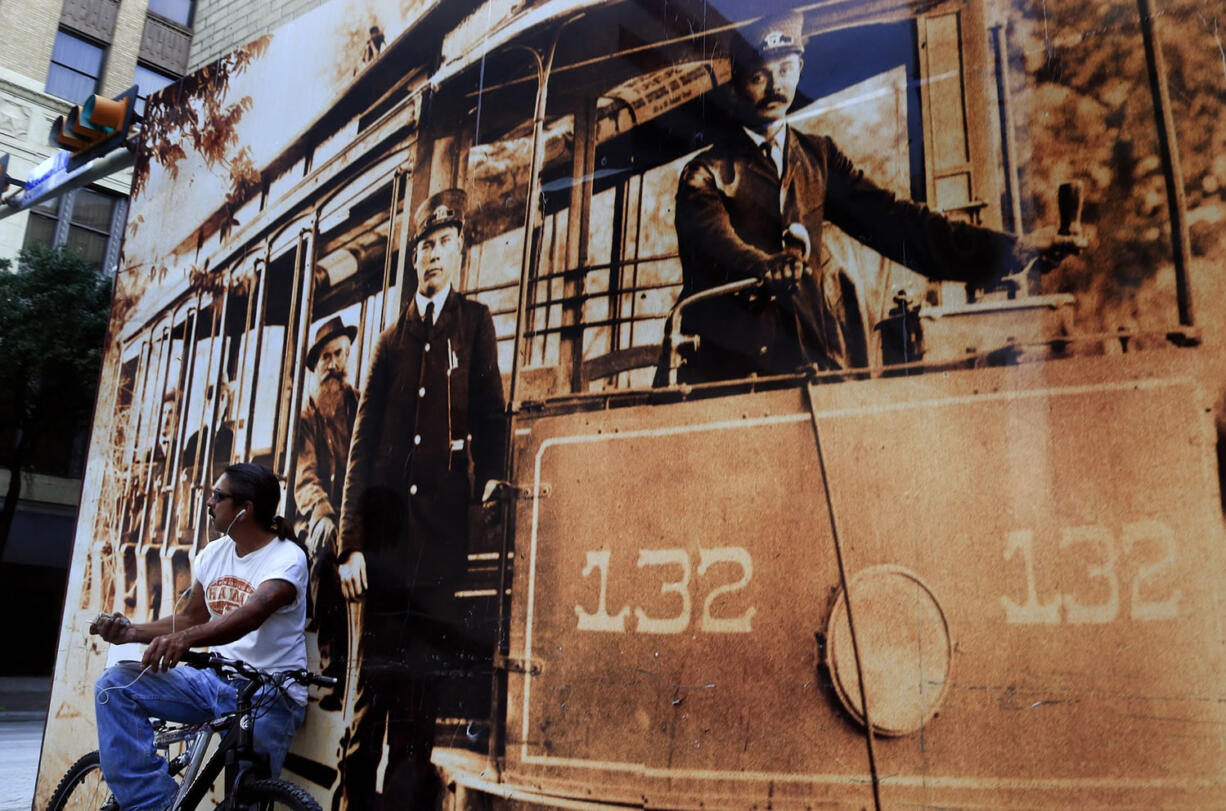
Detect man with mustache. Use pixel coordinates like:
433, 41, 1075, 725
293, 316, 359, 709
674, 11, 1022, 382
336, 188, 506, 807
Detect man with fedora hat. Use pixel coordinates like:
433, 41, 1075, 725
674, 10, 1022, 382
293, 315, 359, 709
336, 188, 506, 806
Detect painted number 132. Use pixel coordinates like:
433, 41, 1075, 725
574, 547, 756, 634
1000, 520, 1181, 624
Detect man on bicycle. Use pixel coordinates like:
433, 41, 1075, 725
91, 462, 309, 811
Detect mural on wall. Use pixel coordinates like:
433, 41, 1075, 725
36, 0, 1226, 807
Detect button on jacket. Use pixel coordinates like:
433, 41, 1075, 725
674, 127, 1018, 382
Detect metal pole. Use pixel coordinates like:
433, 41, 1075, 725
0, 147, 134, 220
1137, 0, 1194, 327
507, 46, 547, 407
992, 23, 1024, 235
507, 15, 584, 405
804, 382, 882, 811
380, 168, 406, 329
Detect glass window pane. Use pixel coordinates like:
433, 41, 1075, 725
31, 196, 62, 217
72, 189, 116, 231
147, 0, 193, 26
46, 32, 103, 101
23, 214, 57, 250
46, 65, 97, 102
65, 225, 108, 268
50, 32, 103, 74
134, 64, 177, 117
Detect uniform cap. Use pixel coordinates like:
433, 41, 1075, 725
412, 188, 467, 245
732, 12, 805, 68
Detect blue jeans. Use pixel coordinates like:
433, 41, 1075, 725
95, 663, 306, 811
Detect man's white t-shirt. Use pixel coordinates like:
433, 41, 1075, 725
193, 535, 309, 704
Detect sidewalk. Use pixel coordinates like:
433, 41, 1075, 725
0, 676, 51, 811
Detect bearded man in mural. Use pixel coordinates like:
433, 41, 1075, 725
673, 12, 1026, 383
336, 188, 507, 806
293, 316, 360, 709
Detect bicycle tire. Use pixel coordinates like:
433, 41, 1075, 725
45, 751, 117, 811
237, 778, 323, 811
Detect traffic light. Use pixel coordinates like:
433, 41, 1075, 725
50, 85, 138, 170
0, 152, 20, 205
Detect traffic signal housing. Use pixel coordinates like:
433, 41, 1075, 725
50, 85, 138, 170
0, 152, 21, 202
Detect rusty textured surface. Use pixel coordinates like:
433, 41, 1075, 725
501, 350, 1226, 806
31, 0, 1226, 807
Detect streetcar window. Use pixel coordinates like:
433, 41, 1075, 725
248, 248, 299, 466
248, 325, 286, 464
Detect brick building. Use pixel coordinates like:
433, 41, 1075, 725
0, 0, 325, 672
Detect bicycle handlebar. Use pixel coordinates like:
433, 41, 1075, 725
179, 651, 337, 688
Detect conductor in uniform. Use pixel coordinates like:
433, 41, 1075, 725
674, 11, 1023, 383
336, 188, 506, 806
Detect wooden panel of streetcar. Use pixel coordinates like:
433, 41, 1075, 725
498, 349, 1226, 806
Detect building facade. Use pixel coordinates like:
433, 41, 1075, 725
0, 0, 332, 673
187, 0, 329, 72
0, 0, 191, 669
0, 0, 191, 272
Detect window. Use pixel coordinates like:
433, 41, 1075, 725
65, 188, 119, 267
146, 0, 194, 27
46, 30, 104, 102
134, 63, 177, 117
23, 196, 60, 252
23, 188, 125, 273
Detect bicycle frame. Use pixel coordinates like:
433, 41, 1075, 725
155, 672, 273, 810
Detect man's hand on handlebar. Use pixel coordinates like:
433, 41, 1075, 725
1014, 230, 1086, 268
89, 612, 135, 645
142, 630, 193, 672
753, 252, 808, 296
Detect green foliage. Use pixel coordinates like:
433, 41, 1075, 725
1009, 0, 1226, 331
0, 245, 112, 476
132, 35, 270, 206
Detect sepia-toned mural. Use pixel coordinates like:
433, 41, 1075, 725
36, 0, 1226, 807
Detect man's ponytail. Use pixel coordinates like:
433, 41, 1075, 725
272, 514, 296, 541
221, 464, 307, 555
271, 514, 308, 556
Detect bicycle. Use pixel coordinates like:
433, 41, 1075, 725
46, 650, 337, 811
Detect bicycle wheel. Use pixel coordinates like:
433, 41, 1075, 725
238, 778, 323, 811
45, 751, 117, 811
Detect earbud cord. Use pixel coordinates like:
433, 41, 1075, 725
224, 508, 247, 538
99, 509, 246, 704
94, 585, 193, 705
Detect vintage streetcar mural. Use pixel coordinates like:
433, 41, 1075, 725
35, 0, 1226, 807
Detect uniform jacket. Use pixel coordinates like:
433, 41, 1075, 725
338, 290, 506, 601
293, 383, 358, 539
674, 127, 1018, 381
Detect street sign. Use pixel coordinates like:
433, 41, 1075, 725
20, 151, 70, 207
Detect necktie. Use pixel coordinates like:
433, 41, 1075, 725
423, 301, 434, 327
762, 139, 782, 177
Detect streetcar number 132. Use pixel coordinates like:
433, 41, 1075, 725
574, 547, 756, 634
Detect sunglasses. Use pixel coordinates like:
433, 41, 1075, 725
211, 489, 238, 502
